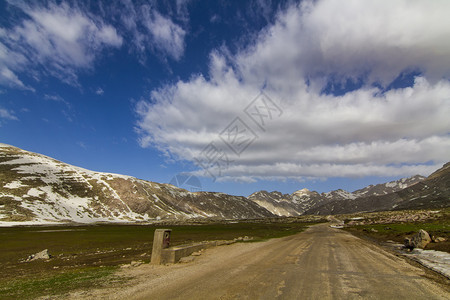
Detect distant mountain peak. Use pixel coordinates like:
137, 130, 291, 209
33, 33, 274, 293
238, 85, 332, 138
293, 188, 310, 195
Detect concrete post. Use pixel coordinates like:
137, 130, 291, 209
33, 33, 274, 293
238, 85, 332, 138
151, 229, 172, 265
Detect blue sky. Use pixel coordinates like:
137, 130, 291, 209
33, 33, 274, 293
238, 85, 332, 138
1, 0, 449, 196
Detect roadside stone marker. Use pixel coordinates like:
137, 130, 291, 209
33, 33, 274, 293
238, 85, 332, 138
151, 229, 172, 264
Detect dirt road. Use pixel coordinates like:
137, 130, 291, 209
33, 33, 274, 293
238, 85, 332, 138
75, 224, 449, 299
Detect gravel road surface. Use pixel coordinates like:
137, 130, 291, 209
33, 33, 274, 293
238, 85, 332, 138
72, 224, 450, 299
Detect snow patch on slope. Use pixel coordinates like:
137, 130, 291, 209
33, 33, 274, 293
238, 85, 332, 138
3, 181, 27, 189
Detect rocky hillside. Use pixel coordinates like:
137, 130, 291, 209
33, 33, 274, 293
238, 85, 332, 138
248, 175, 426, 217
305, 163, 449, 215
0, 144, 275, 225
351, 175, 426, 197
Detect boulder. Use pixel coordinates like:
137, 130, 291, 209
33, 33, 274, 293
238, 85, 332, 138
404, 229, 431, 250
27, 249, 51, 261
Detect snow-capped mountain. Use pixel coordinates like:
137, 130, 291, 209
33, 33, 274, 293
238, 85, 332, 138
305, 164, 449, 215
0, 143, 274, 226
247, 190, 299, 217
351, 175, 426, 197
248, 176, 427, 216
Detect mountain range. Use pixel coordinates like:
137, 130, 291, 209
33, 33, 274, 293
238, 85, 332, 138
304, 162, 449, 215
0, 143, 448, 225
247, 175, 427, 216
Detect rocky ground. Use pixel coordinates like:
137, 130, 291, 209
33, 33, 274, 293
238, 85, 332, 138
342, 209, 450, 253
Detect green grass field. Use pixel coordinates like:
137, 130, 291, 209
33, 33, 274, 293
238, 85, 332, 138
344, 212, 450, 253
0, 220, 318, 299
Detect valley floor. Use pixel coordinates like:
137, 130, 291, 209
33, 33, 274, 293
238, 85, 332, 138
66, 223, 450, 300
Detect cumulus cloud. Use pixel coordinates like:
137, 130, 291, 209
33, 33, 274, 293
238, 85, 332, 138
0, 1, 122, 87
136, 0, 450, 181
236, 0, 450, 91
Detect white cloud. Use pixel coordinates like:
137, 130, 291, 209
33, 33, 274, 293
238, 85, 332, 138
199, 163, 441, 183
95, 87, 104, 95
0, 66, 28, 90
44, 93, 66, 102
301, 0, 450, 84
136, 0, 450, 181
1, 1, 188, 88
118, 1, 186, 61
210, 14, 220, 24
0, 107, 18, 121
235, 0, 450, 92
175, 0, 191, 24
143, 10, 186, 60
77, 141, 87, 149
0, 2, 122, 87
0, 37, 34, 90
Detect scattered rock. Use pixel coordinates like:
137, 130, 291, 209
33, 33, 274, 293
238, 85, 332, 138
179, 256, 195, 263
130, 260, 143, 267
216, 240, 235, 246
404, 229, 432, 250
233, 236, 253, 242
140, 252, 148, 257
27, 249, 51, 262
191, 251, 202, 256
370, 228, 378, 233
432, 236, 447, 243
